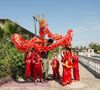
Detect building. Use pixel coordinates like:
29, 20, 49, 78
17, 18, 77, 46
0, 19, 35, 38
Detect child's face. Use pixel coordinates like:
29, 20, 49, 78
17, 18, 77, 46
54, 55, 57, 59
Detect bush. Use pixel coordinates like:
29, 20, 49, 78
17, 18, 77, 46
11, 51, 25, 79
0, 36, 25, 79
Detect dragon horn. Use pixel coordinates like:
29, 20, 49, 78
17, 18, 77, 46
37, 15, 41, 22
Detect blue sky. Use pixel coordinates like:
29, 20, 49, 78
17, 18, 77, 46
0, 0, 100, 47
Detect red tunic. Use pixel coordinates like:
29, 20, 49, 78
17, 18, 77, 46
24, 51, 32, 79
61, 51, 73, 86
73, 54, 80, 81
51, 59, 60, 79
33, 56, 43, 80
31, 50, 38, 77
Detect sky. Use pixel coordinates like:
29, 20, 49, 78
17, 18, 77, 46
0, 0, 100, 47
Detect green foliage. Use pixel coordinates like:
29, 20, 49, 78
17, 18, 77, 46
54, 47, 59, 53
0, 37, 25, 79
0, 27, 4, 38
10, 49, 25, 79
48, 47, 60, 60
0, 20, 25, 79
0, 40, 11, 78
89, 42, 100, 54
48, 51, 53, 60
1, 20, 18, 35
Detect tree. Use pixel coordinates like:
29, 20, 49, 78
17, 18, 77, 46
0, 20, 24, 79
89, 42, 100, 53
1, 21, 18, 35
0, 27, 4, 39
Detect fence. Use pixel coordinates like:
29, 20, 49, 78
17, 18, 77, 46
79, 55, 100, 78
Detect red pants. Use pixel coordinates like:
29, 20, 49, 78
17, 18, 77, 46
52, 68, 59, 79
61, 66, 72, 86
33, 64, 43, 80
25, 61, 31, 79
73, 68, 80, 81
25, 60, 33, 79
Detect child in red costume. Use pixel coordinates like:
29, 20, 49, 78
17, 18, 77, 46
51, 53, 60, 79
32, 54, 44, 84
24, 49, 32, 81
72, 52, 80, 81
31, 49, 38, 79
61, 48, 73, 86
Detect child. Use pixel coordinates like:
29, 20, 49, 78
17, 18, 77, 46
61, 47, 73, 86
72, 52, 80, 81
51, 53, 60, 79
24, 49, 32, 81
32, 54, 44, 84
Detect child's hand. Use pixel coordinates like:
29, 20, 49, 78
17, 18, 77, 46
52, 65, 56, 69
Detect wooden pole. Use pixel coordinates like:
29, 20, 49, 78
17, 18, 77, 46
33, 16, 37, 35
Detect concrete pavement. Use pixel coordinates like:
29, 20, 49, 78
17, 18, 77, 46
0, 58, 100, 90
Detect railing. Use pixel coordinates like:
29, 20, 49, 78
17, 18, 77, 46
79, 55, 100, 78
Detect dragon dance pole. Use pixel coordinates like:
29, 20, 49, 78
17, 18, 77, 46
33, 16, 37, 35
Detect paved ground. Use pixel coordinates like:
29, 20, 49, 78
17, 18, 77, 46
0, 57, 100, 90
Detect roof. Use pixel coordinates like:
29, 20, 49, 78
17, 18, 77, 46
0, 19, 35, 37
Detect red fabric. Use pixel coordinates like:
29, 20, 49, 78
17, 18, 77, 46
39, 26, 48, 39
62, 66, 72, 86
45, 29, 73, 51
39, 26, 63, 40
61, 51, 72, 63
11, 30, 73, 52
51, 59, 60, 79
64, 29, 73, 46
61, 52, 73, 86
31, 51, 38, 77
33, 57, 43, 80
11, 33, 44, 52
25, 62, 31, 79
25, 50, 39, 79
73, 54, 80, 81
25, 51, 32, 79
31, 51, 38, 60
